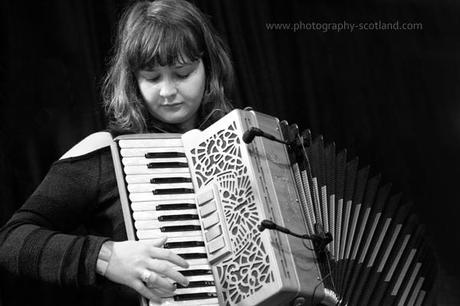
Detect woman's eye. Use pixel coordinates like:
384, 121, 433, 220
176, 72, 191, 79
175, 65, 195, 79
147, 76, 160, 82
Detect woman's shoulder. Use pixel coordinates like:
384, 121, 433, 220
59, 131, 114, 160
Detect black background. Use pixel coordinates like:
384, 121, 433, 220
1, 0, 459, 304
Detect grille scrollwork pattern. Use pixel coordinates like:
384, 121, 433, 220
190, 122, 274, 305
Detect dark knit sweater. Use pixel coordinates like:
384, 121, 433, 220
0, 146, 139, 306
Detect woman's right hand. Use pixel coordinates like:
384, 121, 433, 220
102, 237, 189, 303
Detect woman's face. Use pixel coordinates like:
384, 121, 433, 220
136, 58, 206, 132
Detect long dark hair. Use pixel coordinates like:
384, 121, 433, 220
102, 0, 234, 133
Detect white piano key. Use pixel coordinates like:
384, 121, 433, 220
160, 296, 218, 305
135, 198, 196, 205
135, 220, 156, 229
184, 275, 215, 283
131, 203, 196, 213
131, 202, 160, 211
151, 298, 219, 306
166, 247, 206, 254
122, 156, 188, 166
137, 230, 202, 239
128, 183, 194, 193
134, 220, 201, 229
130, 208, 198, 217
130, 192, 195, 202
124, 165, 190, 175
133, 211, 157, 220
131, 199, 196, 210
158, 209, 198, 217
119, 138, 183, 148
175, 286, 217, 295
126, 173, 191, 184
120, 147, 185, 157
156, 235, 204, 243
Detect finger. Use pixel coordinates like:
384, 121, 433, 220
150, 287, 175, 298
149, 248, 189, 269
146, 236, 168, 247
147, 259, 189, 286
134, 280, 162, 304
144, 271, 177, 292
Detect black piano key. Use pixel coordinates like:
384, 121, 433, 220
150, 177, 192, 184
176, 281, 215, 288
145, 152, 186, 158
147, 162, 188, 168
160, 225, 202, 232
173, 292, 217, 301
179, 269, 213, 276
158, 214, 199, 222
156, 203, 196, 210
153, 188, 194, 195
164, 241, 205, 248
178, 253, 208, 259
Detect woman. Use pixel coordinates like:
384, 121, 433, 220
0, 0, 234, 305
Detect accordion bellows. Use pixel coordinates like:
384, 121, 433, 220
284, 122, 437, 306
111, 109, 436, 306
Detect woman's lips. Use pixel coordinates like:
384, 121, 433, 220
162, 102, 183, 107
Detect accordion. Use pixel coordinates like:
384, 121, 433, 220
111, 109, 436, 306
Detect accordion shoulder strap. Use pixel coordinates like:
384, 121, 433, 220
59, 131, 113, 160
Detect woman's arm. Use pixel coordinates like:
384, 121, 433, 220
0, 146, 109, 287
0, 132, 190, 302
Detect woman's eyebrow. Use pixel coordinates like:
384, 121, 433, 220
174, 60, 198, 68
139, 69, 158, 74
139, 65, 159, 72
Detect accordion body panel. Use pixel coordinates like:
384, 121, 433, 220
181, 110, 323, 305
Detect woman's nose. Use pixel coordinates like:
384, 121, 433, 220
159, 79, 178, 98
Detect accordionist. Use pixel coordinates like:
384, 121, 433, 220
0, 0, 237, 305
0, 0, 437, 306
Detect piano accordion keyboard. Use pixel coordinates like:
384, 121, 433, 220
115, 137, 219, 306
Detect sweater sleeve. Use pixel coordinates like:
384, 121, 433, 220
0, 150, 110, 288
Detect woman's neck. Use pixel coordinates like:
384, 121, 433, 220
177, 116, 198, 133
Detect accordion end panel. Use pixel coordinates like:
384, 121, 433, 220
246, 111, 326, 305
182, 109, 325, 306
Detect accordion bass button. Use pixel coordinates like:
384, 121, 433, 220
199, 200, 217, 217
205, 225, 222, 242
201, 213, 219, 229
206, 235, 225, 254
196, 189, 214, 205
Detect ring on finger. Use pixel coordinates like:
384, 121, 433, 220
141, 270, 151, 284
